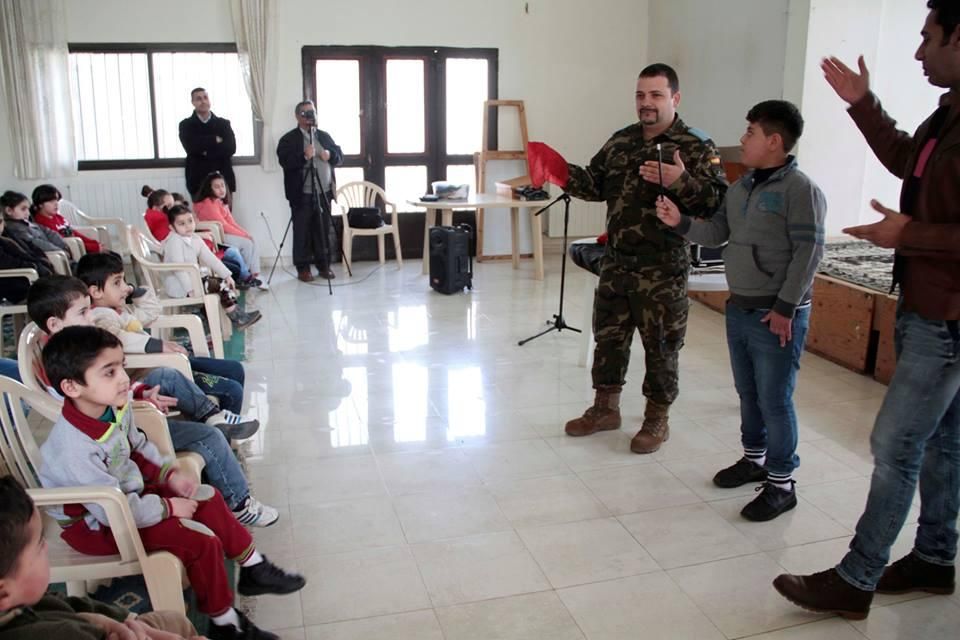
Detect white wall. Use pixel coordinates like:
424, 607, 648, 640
796, 0, 940, 236
0, 0, 649, 255
647, 0, 791, 146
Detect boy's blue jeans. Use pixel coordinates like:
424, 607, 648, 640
167, 418, 249, 510
188, 356, 245, 414
837, 309, 960, 591
140, 367, 220, 421
725, 303, 811, 477
222, 246, 250, 280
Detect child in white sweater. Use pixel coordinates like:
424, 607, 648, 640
162, 205, 260, 329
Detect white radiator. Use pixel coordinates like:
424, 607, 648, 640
61, 176, 188, 227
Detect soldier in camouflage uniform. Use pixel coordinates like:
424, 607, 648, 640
564, 63, 727, 453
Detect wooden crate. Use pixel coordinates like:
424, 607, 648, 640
806, 275, 876, 372
872, 293, 898, 384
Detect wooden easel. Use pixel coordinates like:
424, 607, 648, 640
474, 100, 530, 261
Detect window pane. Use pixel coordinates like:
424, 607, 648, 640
152, 52, 255, 158
70, 53, 153, 160
386, 59, 424, 153
445, 58, 489, 155
384, 165, 427, 209
315, 60, 361, 155
336, 166, 365, 188
445, 165, 476, 197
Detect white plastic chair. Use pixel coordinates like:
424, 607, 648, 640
59, 199, 126, 254
335, 181, 403, 269
127, 226, 229, 359
44, 251, 71, 276
0, 377, 187, 615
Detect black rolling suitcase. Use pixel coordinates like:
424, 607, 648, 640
429, 224, 473, 294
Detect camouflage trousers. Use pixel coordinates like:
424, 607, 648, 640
591, 258, 690, 406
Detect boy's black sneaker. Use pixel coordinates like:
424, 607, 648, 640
713, 457, 767, 488
208, 609, 278, 640
877, 552, 955, 595
741, 481, 797, 521
237, 556, 306, 596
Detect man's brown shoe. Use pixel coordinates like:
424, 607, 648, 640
298, 269, 314, 282
773, 569, 872, 620
877, 553, 955, 595
630, 401, 670, 453
565, 386, 622, 436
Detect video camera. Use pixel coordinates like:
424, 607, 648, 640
299, 109, 316, 123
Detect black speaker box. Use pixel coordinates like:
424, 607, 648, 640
429, 224, 473, 294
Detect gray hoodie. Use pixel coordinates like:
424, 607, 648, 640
676, 156, 826, 317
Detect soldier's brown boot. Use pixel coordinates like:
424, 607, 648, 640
630, 401, 670, 453
565, 386, 622, 436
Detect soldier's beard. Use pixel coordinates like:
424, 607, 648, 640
639, 109, 659, 124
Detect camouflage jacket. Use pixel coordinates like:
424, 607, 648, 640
566, 115, 727, 264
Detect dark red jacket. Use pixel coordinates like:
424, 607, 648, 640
848, 91, 960, 320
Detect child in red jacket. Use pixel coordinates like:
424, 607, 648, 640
30, 185, 101, 254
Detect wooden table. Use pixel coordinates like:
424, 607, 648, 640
407, 195, 549, 280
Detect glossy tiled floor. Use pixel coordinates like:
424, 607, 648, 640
235, 257, 960, 639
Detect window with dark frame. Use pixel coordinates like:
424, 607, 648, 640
301, 46, 498, 210
68, 43, 261, 170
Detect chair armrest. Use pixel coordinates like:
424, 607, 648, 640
195, 221, 224, 244
126, 353, 193, 378
132, 401, 174, 453
62, 237, 85, 261
148, 314, 210, 357
73, 225, 111, 251
0, 268, 40, 282
28, 486, 149, 561
45, 251, 72, 275
140, 261, 206, 296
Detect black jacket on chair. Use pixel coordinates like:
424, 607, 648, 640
276, 127, 343, 205
179, 111, 237, 197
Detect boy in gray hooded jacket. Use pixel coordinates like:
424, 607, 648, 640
657, 100, 827, 522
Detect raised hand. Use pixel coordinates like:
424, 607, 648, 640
640, 149, 686, 187
821, 55, 870, 105
842, 199, 909, 248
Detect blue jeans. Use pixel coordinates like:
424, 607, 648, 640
837, 309, 960, 591
0, 358, 22, 382
726, 303, 810, 476
167, 419, 249, 510
222, 246, 250, 280
188, 356, 245, 415
140, 367, 219, 422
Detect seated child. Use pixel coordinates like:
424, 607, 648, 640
193, 173, 261, 281
161, 205, 260, 330
141, 186, 261, 289
0, 475, 203, 639
25, 277, 277, 527
0, 216, 52, 304
37, 327, 304, 639
29, 185, 100, 254
1, 190, 71, 256
76, 253, 257, 415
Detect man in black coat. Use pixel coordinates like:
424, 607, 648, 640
179, 88, 237, 202
276, 100, 343, 282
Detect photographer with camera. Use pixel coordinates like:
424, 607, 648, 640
276, 100, 343, 282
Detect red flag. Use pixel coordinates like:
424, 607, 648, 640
527, 141, 570, 189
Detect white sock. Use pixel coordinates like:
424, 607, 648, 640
767, 472, 794, 491
241, 549, 264, 567
210, 608, 240, 628
744, 448, 766, 468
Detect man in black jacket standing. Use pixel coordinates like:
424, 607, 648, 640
179, 88, 237, 203
276, 100, 343, 282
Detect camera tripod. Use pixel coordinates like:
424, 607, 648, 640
267, 126, 352, 293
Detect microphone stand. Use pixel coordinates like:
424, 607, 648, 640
518, 191, 582, 346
